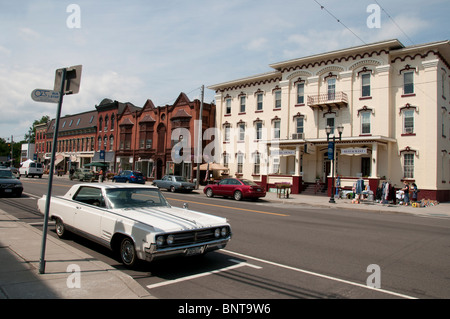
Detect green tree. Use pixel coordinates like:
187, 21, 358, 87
24, 115, 50, 143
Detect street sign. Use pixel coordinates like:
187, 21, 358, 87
54, 65, 82, 95
31, 89, 60, 103
99, 150, 105, 160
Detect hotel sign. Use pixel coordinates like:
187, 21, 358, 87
341, 148, 368, 155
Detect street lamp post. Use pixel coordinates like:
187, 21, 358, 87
326, 124, 344, 204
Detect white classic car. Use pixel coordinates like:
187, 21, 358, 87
37, 184, 231, 267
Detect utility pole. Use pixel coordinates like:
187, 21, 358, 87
195, 85, 204, 190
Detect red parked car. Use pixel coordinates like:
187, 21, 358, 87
203, 178, 266, 201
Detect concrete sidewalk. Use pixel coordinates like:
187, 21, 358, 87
259, 189, 450, 219
0, 209, 154, 299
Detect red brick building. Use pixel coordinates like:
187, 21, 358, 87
36, 93, 216, 181
116, 93, 216, 180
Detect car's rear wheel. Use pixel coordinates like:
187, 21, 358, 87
170, 186, 176, 192
206, 188, 214, 198
120, 237, 137, 268
234, 190, 243, 201
55, 218, 67, 238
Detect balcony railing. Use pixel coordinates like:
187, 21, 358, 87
307, 92, 348, 109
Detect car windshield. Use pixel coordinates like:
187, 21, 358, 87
174, 176, 187, 182
241, 179, 258, 186
105, 188, 169, 209
0, 170, 14, 179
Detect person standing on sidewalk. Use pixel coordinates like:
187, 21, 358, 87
402, 181, 410, 206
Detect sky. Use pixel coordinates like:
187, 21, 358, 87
0, 0, 449, 142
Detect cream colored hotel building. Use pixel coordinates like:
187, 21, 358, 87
208, 39, 450, 202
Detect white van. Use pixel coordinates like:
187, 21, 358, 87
19, 160, 43, 178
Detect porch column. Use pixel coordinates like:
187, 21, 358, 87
294, 146, 301, 176
371, 142, 378, 178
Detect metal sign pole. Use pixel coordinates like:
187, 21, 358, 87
39, 68, 66, 274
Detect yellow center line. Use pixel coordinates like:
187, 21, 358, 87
166, 197, 289, 217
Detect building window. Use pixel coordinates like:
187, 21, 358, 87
361, 112, 371, 135
111, 114, 115, 130
256, 93, 263, 111
224, 125, 231, 142
327, 78, 336, 100
404, 71, 414, 95
297, 83, 304, 104
237, 153, 244, 174
326, 116, 335, 135
361, 73, 371, 97
110, 136, 114, 150
104, 115, 109, 132
146, 139, 152, 149
403, 110, 414, 134
225, 99, 231, 115
274, 90, 282, 108
240, 96, 246, 113
403, 153, 414, 179
253, 153, 261, 175
238, 123, 245, 141
98, 117, 102, 131
272, 156, 280, 174
223, 153, 230, 168
255, 122, 263, 140
273, 120, 281, 139
296, 117, 304, 135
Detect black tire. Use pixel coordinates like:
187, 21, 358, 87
206, 188, 214, 198
119, 237, 137, 268
55, 218, 67, 239
234, 190, 243, 201
170, 186, 176, 193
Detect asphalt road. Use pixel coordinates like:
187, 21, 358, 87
1, 176, 449, 299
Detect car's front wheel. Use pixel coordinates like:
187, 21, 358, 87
120, 237, 137, 268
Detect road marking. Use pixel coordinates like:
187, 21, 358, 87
166, 197, 290, 217
146, 259, 262, 290
223, 250, 418, 299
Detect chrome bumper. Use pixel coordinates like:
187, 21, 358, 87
144, 237, 231, 262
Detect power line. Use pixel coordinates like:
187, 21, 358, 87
374, 0, 415, 45
313, 0, 367, 45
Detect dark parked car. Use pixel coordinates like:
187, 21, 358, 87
112, 170, 145, 184
0, 168, 23, 197
203, 178, 266, 201
152, 175, 195, 192
70, 168, 95, 182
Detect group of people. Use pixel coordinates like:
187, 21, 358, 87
400, 181, 419, 206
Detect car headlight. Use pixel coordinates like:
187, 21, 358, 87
167, 235, 174, 245
14, 184, 23, 188
221, 227, 228, 237
156, 236, 165, 246
214, 228, 221, 238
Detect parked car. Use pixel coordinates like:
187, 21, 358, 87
36, 184, 231, 267
70, 168, 95, 182
0, 168, 23, 197
203, 178, 266, 201
19, 160, 43, 178
112, 170, 145, 184
153, 175, 195, 192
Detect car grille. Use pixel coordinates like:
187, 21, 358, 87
0, 184, 15, 188
157, 226, 230, 249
